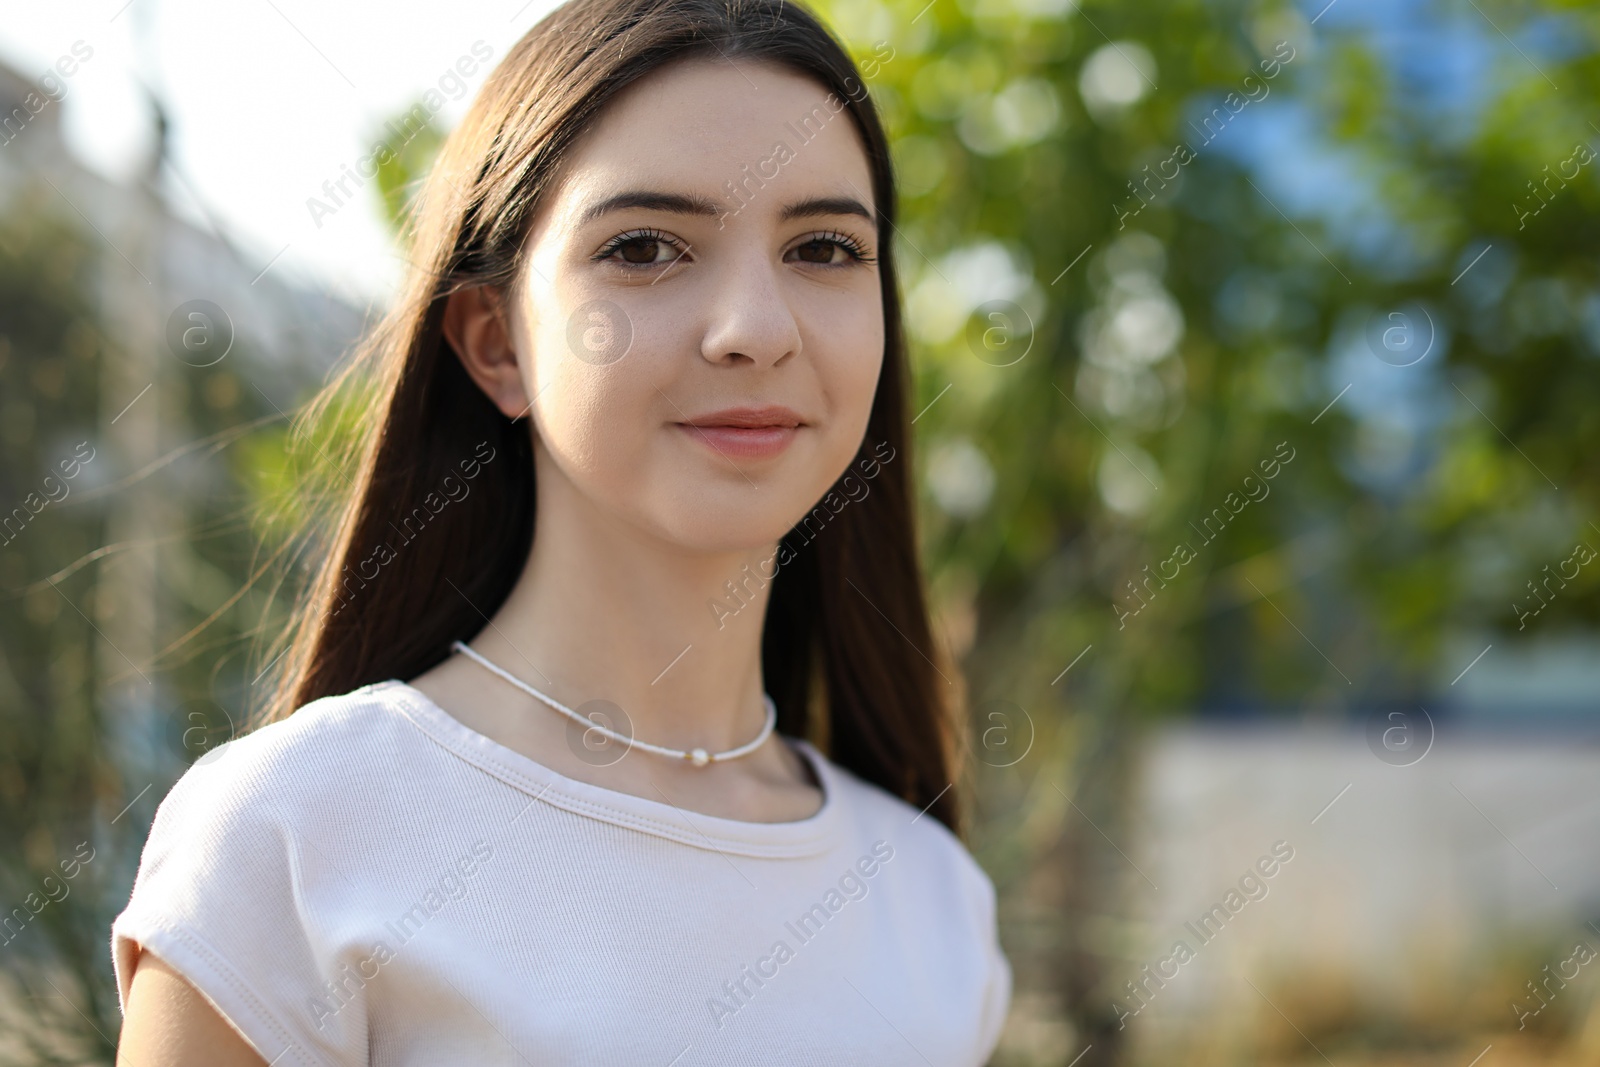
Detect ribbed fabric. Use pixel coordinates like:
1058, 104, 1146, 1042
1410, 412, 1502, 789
111, 680, 1011, 1066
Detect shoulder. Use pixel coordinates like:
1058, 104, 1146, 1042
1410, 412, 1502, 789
122, 679, 432, 947
797, 740, 998, 916
111, 683, 407, 1064
151, 680, 421, 835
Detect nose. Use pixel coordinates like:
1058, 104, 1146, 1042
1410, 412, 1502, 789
698, 252, 802, 368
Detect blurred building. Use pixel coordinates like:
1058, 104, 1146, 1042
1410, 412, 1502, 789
0, 58, 367, 387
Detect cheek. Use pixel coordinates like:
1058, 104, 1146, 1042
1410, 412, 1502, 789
524, 310, 658, 487
809, 297, 885, 443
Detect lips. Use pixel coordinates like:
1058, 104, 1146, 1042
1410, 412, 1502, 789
677, 405, 804, 460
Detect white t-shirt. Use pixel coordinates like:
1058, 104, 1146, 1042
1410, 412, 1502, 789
111, 680, 1011, 1066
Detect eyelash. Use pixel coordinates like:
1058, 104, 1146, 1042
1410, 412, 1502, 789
592, 228, 680, 266
802, 230, 877, 265
590, 228, 877, 268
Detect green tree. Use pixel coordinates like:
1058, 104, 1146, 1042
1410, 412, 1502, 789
808, 1, 1599, 1062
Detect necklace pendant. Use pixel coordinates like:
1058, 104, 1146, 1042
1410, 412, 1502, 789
450, 642, 777, 768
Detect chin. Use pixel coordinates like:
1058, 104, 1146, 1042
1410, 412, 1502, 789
652, 495, 810, 555
626, 471, 830, 556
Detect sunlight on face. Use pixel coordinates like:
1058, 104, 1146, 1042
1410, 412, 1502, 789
510, 57, 885, 553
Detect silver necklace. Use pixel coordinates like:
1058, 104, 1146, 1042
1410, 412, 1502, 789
449, 640, 777, 767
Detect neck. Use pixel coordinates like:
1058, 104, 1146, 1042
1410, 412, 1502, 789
470, 457, 780, 755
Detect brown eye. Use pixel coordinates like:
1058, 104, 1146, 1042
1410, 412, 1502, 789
594, 229, 683, 268
794, 239, 837, 264
619, 238, 662, 264
786, 233, 871, 266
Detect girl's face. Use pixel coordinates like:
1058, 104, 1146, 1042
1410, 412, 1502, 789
501, 57, 885, 552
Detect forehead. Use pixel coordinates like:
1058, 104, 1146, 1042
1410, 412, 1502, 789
542, 55, 877, 224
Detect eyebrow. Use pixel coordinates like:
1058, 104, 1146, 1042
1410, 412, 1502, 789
577, 190, 875, 227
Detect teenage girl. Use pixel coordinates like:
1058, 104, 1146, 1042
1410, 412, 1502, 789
113, 1, 1011, 1063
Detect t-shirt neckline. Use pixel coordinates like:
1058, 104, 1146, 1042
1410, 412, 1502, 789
377, 679, 843, 859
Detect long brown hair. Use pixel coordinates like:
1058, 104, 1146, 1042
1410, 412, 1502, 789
259, 0, 963, 835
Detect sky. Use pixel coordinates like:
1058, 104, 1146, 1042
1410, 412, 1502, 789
0, 0, 564, 308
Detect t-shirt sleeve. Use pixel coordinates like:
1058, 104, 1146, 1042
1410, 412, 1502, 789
110, 747, 367, 1067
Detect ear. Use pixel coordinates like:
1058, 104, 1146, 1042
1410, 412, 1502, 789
442, 286, 530, 419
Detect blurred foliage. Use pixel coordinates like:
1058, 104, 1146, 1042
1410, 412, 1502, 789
373, 110, 448, 236
0, 205, 117, 1063
805, 1, 1600, 1063
0, 183, 301, 1059
234, 373, 379, 546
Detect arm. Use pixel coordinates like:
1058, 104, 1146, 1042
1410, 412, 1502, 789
117, 947, 268, 1067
